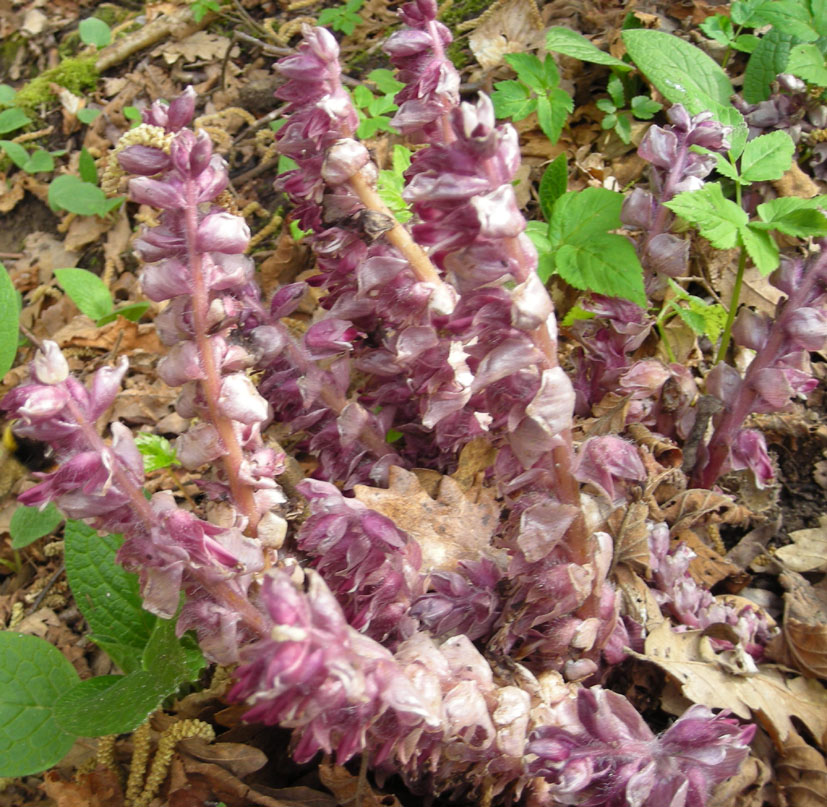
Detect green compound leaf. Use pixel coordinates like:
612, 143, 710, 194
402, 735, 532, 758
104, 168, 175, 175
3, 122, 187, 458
739, 130, 795, 183
622, 29, 733, 114
743, 29, 794, 104
0, 632, 80, 776
54, 267, 113, 322
547, 188, 646, 306
10, 503, 63, 549
63, 520, 156, 674
0, 262, 19, 380
740, 223, 780, 275
546, 27, 631, 71
755, 196, 827, 237
134, 432, 179, 473
664, 183, 748, 250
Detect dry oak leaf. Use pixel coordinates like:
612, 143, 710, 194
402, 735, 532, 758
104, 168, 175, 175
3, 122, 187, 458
770, 572, 827, 680
707, 754, 770, 807
319, 762, 402, 807
636, 622, 827, 746
776, 515, 827, 572
353, 466, 502, 573
41, 768, 124, 807
159, 31, 239, 65
776, 730, 827, 807
608, 500, 651, 575
671, 527, 742, 589
464, 0, 544, 70
660, 488, 752, 530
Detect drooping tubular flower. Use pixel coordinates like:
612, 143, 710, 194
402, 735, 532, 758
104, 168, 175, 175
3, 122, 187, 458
1, 342, 266, 662
115, 87, 285, 539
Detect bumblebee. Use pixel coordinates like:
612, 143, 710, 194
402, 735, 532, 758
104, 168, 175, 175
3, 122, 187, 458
0, 423, 54, 499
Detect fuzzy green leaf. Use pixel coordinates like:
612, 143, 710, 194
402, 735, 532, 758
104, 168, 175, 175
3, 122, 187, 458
0, 633, 80, 776
10, 504, 63, 549
742, 29, 794, 104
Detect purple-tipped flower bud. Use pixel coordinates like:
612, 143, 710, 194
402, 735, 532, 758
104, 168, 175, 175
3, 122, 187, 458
731, 308, 771, 351
730, 428, 774, 486
166, 86, 197, 131
705, 361, 742, 407
574, 435, 646, 503
196, 210, 250, 254
644, 233, 688, 277
32, 341, 69, 385
189, 129, 214, 177
785, 307, 827, 351
117, 145, 172, 176
621, 188, 656, 229
129, 176, 186, 210
638, 125, 678, 169
321, 139, 371, 186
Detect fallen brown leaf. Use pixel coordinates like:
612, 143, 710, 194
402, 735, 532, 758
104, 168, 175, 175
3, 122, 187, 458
608, 500, 651, 575
353, 466, 502, 572
776, 516, 827, 572
776, 730, 827, 807
319, 762, 402, 807
41, 769, 124, 807
671, 527, 742, 588
637, 622, 827, 746
463, 0, 544, 70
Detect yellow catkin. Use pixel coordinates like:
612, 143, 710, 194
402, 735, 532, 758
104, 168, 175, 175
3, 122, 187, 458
43, 540, 64, 557
95, 735, 117, 771
132, 720, 215, 807
124, 720, 153, 807
100, 124, 174, 197
7, 602, 24, 629
248, 211, 283, 250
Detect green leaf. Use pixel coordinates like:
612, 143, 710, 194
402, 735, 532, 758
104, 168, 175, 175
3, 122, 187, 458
23, 149, 53, 174
48, 174, 112, 217
732, 0, 769, 26
0, 139, 29, 168
787, 43, 827, 86
525, 221, 553, 281
747, 0, 818, 41
560, 305, 597, 326
538, 153, 568, 221
693, 146, 740, 181
536, 89, 572, 144
79, 17, 111, 47
54, 267, 113, 321
622, 29, 733, 113
78, 147, 98, 184
596, 98, 616, 113
391, 143, 412, 174
614, 114, 632, 143
740, 222, 779, 274
717, 104, 749, 159
699, 14, 735, 46
548, 188, 646, 305
0, 262, 19, 380
63, 520, 156, 674
76, 107, 101, 124
505, 52, 554, 90
0, 84, 16, 105
368, 69, 404, 95
607, 73, 625, 108
755, 197, 827, 237
134, 432, 179, 473
352, 84, 374, 109
546, 27, 631, 70
664, 183, 748, 249
630, 95, 662, 119
123, 106, 142, 121
142, 616, 205, 690
491, 80, 535, 120
10, 503, 63, 549
743, 29, 794, 104
733, 34, 760, 53
0, 633, 80, 776
96, 301, 150, 326
0, 107, 31, 135
739, 130, 795, 183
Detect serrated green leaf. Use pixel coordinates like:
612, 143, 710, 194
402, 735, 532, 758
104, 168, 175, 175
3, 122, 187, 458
596, 98, 616, 113
79, 17, 111, 47
700, 14, 735, 46
536, 90, 572, 144
491, 80, 535, 120
607, 74, 625, 108
368, 68, 403, 95
622, 29, 733, 113
755, 197, 827, 237
717, 105, 748, 159
352, 84, 374, 108
630, 95, 662, 119
0, 633, 80, 776
0, 139, 29, 168
739, 130, 795, 182
664, 183, 747, 249
733, 34, 760, 53
54, 267, 113, 321
787, 43, 827, 86
672, 303, 707, 335
0, 262, 18, 380
10, 503, 63, 549
548, 188, 646, 304
391, 144, 411, 175
505, 52, 552, 90
63, 520, 156, 674
693, 147, 740, 181
741, 222, 779, 274
614, 114, 632, 143
0, 107, 31, 135
732, 0, 768, 26
538, 154, 568, 221
743, 29, 794, 104
546, 27, 631, 70
134, 432, 179, 473
560, 305, 597, 327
